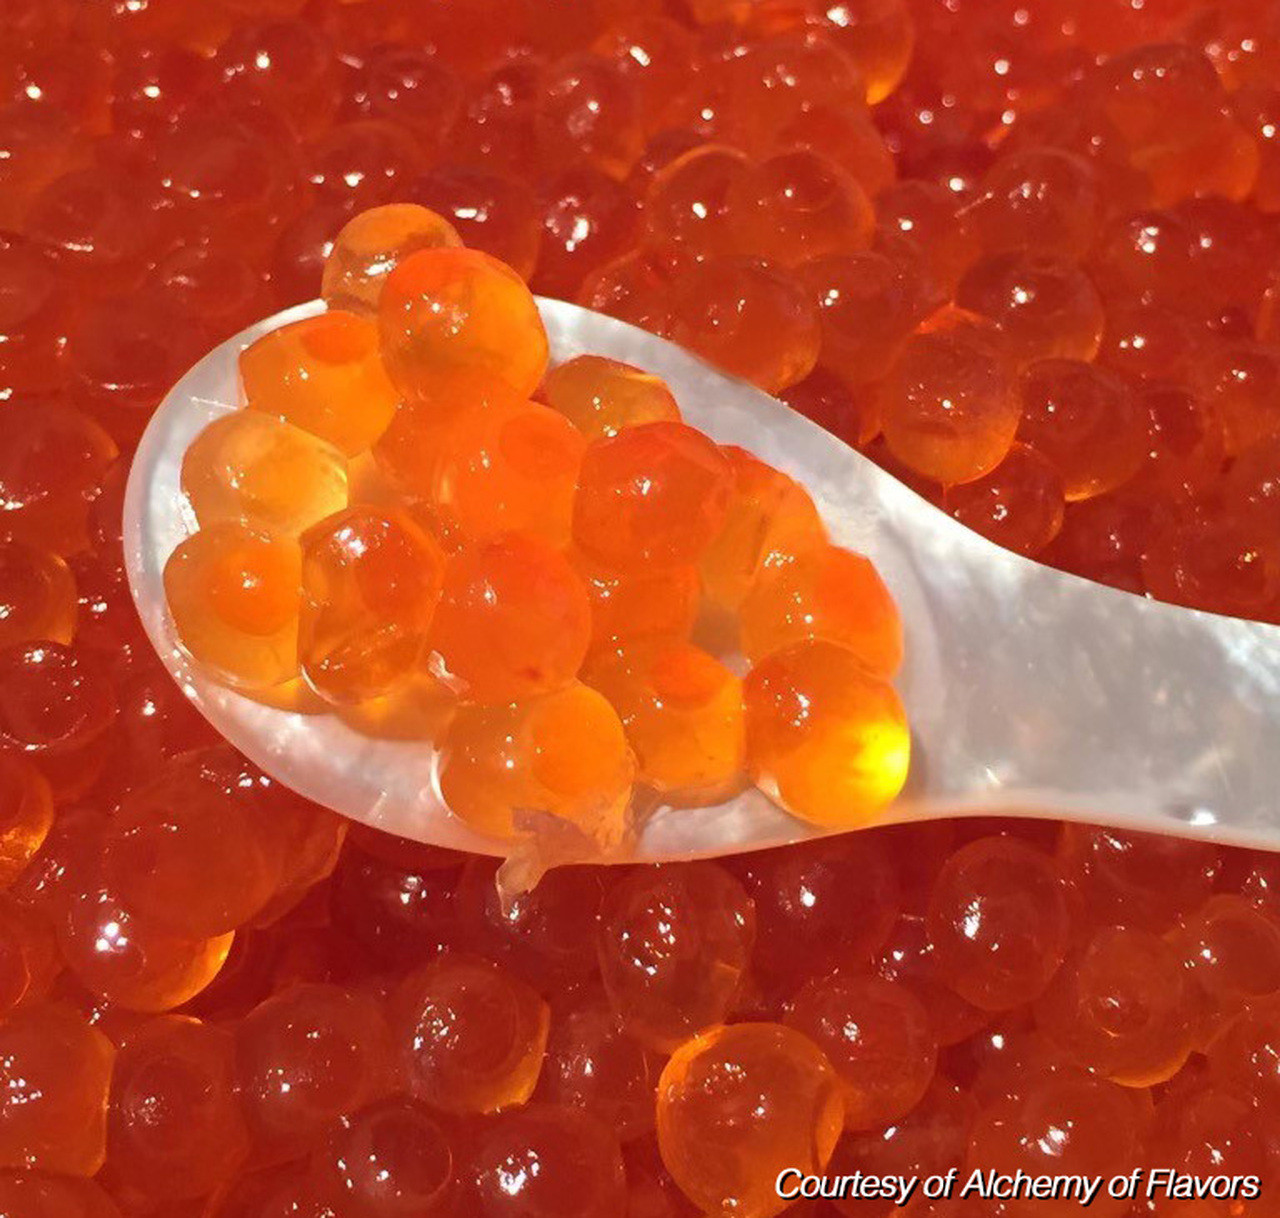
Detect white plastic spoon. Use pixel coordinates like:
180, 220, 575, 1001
124, 298, 1280, 862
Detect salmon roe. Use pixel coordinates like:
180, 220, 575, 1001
3, 0, 1280, 1214
177, 212, 912, 860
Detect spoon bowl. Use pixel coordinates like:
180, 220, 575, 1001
124, 298, 1280, 861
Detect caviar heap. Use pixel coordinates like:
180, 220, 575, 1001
4, 0, 1280, 1214
168, 209, 913, 854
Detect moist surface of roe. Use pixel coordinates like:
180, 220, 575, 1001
2, 0, 1279, 1214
